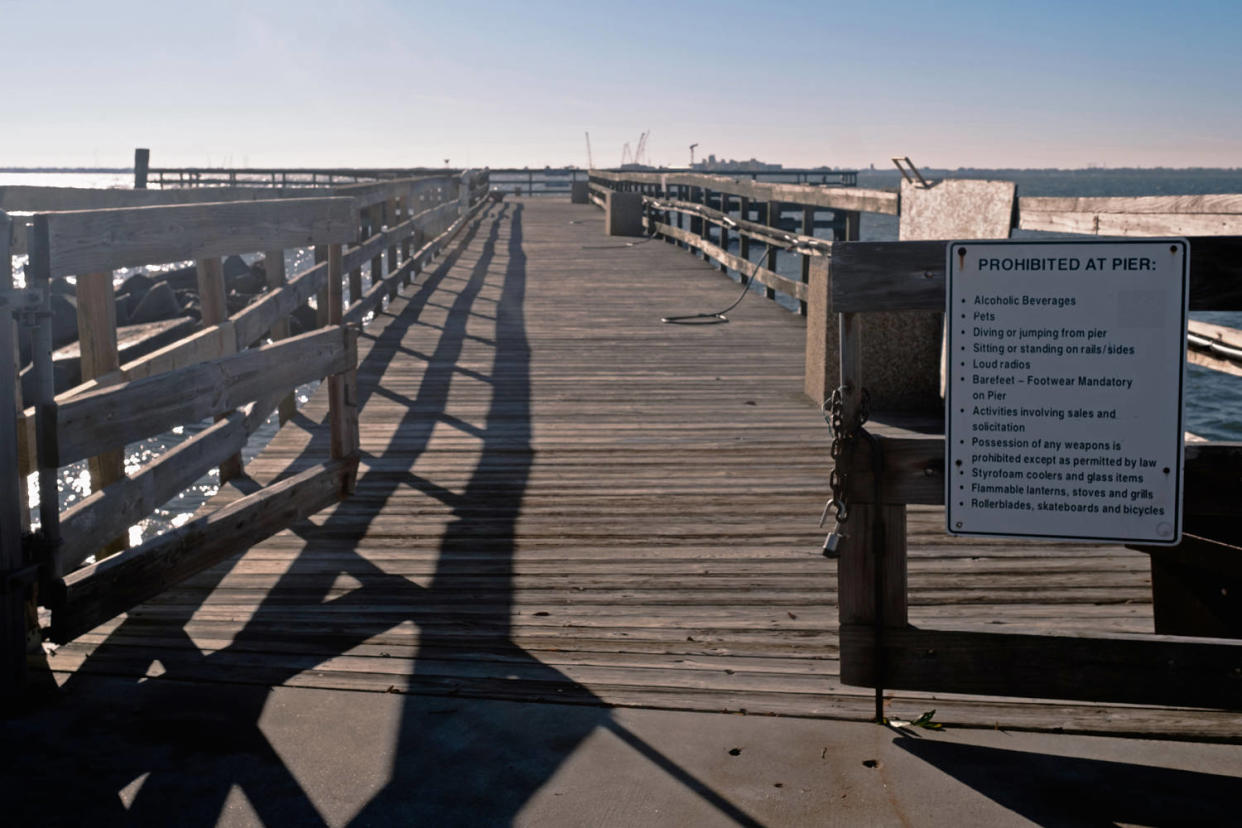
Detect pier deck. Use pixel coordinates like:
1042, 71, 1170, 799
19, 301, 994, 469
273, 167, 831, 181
35, 199, 1241, 740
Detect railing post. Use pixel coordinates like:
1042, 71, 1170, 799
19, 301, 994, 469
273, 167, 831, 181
315, 245, 331, 328
834, 311, 909, 712
196, 255, 242, 482
764, 201, 780, 300
386, 194, 400, 300
326, 244, 359, 486
133, 148, 149, 189
350, 206, 365, 307
1, 214, 29, 696
717, 193, 729, 274
264, 249, 297, 425
800, 207, 814, 316
75, 271, 125, 553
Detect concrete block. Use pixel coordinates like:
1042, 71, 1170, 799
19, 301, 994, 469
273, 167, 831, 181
605, 191, 644, 237
804, 259, 942, 412
570, 181, 589, 204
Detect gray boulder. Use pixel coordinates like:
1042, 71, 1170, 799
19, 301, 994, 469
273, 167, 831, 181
49, 293, 78, 347
129, 283, 182, 324
117, 272, 154, 297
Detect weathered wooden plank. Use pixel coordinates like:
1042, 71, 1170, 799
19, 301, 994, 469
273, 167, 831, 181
1020, 210, 1242, 236
1021, 194, 1242, 215
52, 326, 354, 465
73, 271, 125, 554
51, 457, 356, 643
592, 171, 898, 215
263, 249, 297, 424
651, 222, 806, 301
35, 198, 359, 279
231, 261, 327, 349
0, 225, 28, 690
840, 624, 1242, 709
58, 411, 248, 572
0, 183, 324, 213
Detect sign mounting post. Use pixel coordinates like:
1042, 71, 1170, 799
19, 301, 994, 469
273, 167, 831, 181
946, 240, 1188, 544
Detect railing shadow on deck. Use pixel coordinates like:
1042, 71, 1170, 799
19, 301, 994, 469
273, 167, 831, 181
892, 736, 1242, 824
8, 202, 762, 827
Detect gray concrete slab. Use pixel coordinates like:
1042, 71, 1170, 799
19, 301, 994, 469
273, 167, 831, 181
4, 675, 1239, 826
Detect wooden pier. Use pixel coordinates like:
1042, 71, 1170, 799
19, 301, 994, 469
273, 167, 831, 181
18, 195, 1241, 740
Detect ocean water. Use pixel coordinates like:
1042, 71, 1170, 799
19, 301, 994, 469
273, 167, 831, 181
717, 167, 1242, 442
5, 172, 337, 546
5, 169, 1241, 549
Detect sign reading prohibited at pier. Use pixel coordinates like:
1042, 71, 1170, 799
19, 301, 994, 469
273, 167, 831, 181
946, 239, 1189, 544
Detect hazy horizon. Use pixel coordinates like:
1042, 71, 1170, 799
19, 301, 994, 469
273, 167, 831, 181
3, 0, 1240, 171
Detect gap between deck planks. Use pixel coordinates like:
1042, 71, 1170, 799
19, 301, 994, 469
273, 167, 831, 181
37, 198, 1242, 741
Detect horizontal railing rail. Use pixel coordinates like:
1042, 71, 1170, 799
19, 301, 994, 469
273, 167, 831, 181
823, 229, 1242, 711
1, 170, 492, 677
588, 171, 876, 314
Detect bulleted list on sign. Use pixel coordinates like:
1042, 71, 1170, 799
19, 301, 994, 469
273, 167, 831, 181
946, 241, 1188, 544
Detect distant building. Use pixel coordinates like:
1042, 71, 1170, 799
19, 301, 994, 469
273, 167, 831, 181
690, 156, 784, 172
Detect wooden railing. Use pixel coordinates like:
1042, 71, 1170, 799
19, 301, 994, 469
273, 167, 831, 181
588, 170, 895, 313
1, 170, 491, 693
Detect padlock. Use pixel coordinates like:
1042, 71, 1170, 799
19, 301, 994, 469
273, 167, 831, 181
822, 524, 845, 558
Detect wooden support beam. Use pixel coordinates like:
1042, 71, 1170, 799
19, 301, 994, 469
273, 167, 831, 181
0, 228, 29, 691
35, 198, 358, 279
50, 457, 357, 644
314, 245, 329, 328
133, 148, 149, 189
53, 326, 354, 466
74, 271, 125, 554
264, 249, 297, 425
350, 207, 365, 307
195, 256, 241, 482
839, 625, 1242, 710
764, 201, 780, 300
800, 207, 813, 316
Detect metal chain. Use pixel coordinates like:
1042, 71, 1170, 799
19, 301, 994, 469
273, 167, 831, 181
823, 384, 870, 525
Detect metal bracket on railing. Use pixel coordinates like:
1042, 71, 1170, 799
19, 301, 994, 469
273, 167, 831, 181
0, 287, 45, 327
892, 156, 931, 189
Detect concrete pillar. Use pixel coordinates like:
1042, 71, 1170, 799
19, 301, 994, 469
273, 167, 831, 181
605, 191, 644, 236
803, 261, 942, 412
570, 181, 589, 204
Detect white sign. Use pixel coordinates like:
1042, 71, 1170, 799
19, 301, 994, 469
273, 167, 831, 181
946, 240, 1188, 544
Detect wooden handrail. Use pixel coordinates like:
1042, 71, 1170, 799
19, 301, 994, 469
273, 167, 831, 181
50, 325, 356, 466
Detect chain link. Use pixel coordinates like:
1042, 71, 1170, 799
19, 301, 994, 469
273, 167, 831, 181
823, 384, 870, 525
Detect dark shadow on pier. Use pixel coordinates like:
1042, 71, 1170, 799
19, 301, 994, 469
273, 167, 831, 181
3, 202, 760, 827
894, 736, 1242, 826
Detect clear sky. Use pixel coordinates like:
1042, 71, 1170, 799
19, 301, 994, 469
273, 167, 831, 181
3, 0, 1240, 170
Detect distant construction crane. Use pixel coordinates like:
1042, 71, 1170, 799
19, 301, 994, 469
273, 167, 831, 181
689, 143, 699, 166
634, 130, 650, 166
620, 142, 632, 166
